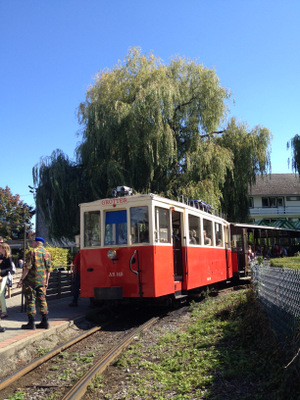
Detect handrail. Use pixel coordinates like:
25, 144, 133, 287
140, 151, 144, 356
129, 249, 143, 297
129, 250, 139, 275
249, 206, 300, 215
184, 236, 188, 276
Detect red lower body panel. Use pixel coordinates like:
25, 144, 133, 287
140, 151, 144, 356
80, 246, 233, 299
184, 247, 232, 290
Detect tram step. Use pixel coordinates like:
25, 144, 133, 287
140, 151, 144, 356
175, 291, 187, 299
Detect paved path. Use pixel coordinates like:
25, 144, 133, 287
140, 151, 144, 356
0, 294, 92, 363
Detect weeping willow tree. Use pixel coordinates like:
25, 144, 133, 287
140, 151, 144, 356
76, 47, 232, 202
287, 134, 300, 173
34, 47, 272, 240
218, 118, 272, 222
33, 150, 83, 240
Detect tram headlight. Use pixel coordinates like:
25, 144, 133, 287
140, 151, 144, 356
107, 249, 117, 260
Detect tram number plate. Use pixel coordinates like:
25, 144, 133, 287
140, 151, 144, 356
109, 272, 124, 277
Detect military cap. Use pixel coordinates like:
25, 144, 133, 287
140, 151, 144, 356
34, 236, 45, 243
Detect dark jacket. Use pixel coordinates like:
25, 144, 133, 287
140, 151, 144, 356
0, 257, 13, 277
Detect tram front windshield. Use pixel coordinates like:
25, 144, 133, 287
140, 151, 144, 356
105, 210, 127, 245
84, 211, 100, 247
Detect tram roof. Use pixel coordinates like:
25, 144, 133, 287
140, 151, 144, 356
79, 193, 227, 221
231, 222, 300, 236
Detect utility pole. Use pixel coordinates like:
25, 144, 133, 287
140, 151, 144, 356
23, 223, 27, 261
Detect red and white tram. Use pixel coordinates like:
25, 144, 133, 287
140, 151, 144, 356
79, 187, 238, 302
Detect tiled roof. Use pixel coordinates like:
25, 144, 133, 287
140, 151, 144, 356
249, 174, 300, 196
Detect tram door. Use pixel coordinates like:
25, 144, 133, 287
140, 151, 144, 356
172, 211, 183, 281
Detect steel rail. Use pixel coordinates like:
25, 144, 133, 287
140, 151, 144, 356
62, 316, 159, 400
0, 325, 102, 391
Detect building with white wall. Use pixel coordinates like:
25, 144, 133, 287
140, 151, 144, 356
249, 174, 300, 228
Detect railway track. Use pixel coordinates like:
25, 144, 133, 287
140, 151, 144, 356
0, 314, 159, 400
62, 317, 158, 400
0, 325, 102, 392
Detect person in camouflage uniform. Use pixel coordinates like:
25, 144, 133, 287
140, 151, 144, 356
17, 237, 51, 330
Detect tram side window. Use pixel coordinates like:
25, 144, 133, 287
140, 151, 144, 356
105, 210, 127, 245
130, 206, 149, 244
231, 234, 242, 252
215, 222, 224, 247
155, 207, 171, 243
203, 219, 213, 246
188, 215, 201, 245
84, 211, 100, 247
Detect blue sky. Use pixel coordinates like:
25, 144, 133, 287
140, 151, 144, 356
1, 0, 300, 210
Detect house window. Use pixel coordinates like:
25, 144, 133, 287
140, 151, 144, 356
249, 197, 253, 208
262, 197, 283, 208
287, 196, 300, 201
270, 198, 276, 207
262, 197, 269, 207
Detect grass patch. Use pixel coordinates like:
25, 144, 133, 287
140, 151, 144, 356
59, 368, 73, 381
37, 347, 50, 356
73, 352, 95, 364
113, 289, 300, 399
7, 392, 26, 400
270, 256, 300, 269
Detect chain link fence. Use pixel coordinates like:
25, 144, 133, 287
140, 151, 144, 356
251, 261, 300, 345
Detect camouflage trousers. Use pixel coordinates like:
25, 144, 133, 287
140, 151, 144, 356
23, 284, 48, 317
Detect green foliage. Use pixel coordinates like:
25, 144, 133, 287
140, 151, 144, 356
45, 245, 70, 268
33, 47, 272, 239
76, 47, 231, 200
25, 245, 69, 269
270, 256, 300, 269
287, 134, 300, 173
37, 346, 50, 356
218, 118, 272, 222
59, 368, 73, 381
73, 352, 95, 364
33, 150, 82, 240
0, 186, 34, 240
257, 256, 264, 265
7, 391, 26, 400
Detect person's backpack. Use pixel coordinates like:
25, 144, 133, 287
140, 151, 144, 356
7, 272, 12, 287
11, 261, 16, 274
